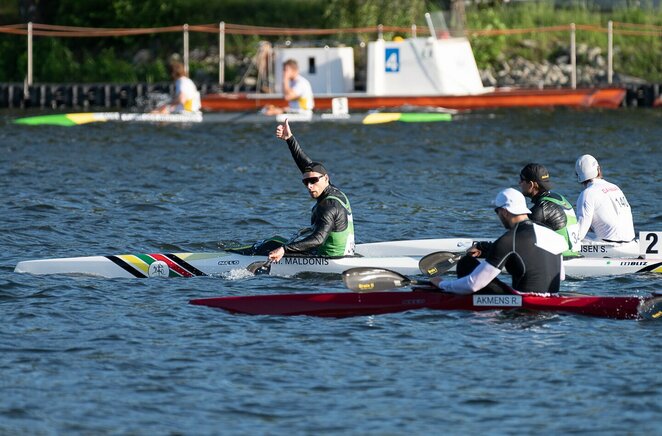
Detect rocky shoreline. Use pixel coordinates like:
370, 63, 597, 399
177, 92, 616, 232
478, 42, 648, 88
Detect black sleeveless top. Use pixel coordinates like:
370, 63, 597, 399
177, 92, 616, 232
485, 220, 562, 292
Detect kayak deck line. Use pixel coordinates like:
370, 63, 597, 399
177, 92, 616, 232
189, 289, 662, 320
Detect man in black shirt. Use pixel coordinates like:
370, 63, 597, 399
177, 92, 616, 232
431, 188, 565, 294
519, 163, 580, 257
267, 119, 354, 262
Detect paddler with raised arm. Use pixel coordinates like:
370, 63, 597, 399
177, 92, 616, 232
268, 119, 354, 262
430, 188, 565, 294
518, 163, 581, 257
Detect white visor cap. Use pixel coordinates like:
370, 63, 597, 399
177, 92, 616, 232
494, 188, 532, 215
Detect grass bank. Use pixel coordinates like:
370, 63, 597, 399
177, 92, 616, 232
467, 2, 662, 82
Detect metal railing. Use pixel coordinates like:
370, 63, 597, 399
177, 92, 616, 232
1, 20, 661, 89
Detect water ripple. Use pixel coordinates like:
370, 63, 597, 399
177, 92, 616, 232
0, 109, 661, 434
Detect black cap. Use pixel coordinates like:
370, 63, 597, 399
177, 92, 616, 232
520, 163, 552, 191
303, 161, 327, 176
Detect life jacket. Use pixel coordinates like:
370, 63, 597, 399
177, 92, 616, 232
540, 194, 581, 257
318, 192, 354, 257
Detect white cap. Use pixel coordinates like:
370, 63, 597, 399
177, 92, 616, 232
575, 154, 599, 183
493, 188, 531, 215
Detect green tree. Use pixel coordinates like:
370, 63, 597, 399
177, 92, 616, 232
323, 0, 431, 28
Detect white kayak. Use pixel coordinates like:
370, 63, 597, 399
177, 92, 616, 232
13, 252, 425, 278
359, 236, 646, 259
359, 235, 653, 261
14, 112, 204, 126
13, 238, 471, 279
352, 238, 475, 257
563, 257, 662, 277
13, 111, 454, 127
14, 237, 662, 279
576, 239, 641, 258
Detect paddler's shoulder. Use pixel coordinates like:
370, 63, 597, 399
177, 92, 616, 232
324, 185, 349, 200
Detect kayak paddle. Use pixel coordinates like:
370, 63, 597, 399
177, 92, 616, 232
342, 267, 431, 292
343, 252, 462, 292
637, 292, 662, 320
418, 251, 463, 276
247, 259, 272, 275
246, 229, 313, 275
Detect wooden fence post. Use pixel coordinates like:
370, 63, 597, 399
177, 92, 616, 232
219, 22, 225, 86
570, 23, 576, 89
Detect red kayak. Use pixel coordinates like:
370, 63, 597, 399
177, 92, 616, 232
190, 288, 662, 320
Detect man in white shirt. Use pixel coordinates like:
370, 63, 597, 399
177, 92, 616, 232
574, 154, 635, 243
263, 59, 315, 115
154, 61, 201, 114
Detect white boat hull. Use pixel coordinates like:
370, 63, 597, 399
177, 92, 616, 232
13, 239, 471, 279
563, 257, 662, 277
14, 252, 425, 278
14, 242, 662, 279
355, 238, 475, 256
357, 237, 644, 259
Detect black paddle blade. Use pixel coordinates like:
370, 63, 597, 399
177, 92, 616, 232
638, 295, 662, 321
247, 260, 272, 275
342, 267, 413, 292
418, 251, 463, 276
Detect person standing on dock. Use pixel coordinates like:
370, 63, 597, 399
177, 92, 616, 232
154, 61, 201, 114
518, 163, 581, 257
574, 154, 635, 243
267, 119, 354, 262
430, 188, 565, 294
263, 59, 315, 116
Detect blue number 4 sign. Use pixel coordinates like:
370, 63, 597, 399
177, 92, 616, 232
385, 48, 400, 73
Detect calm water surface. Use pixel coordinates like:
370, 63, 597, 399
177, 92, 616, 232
1, 108, 661, 434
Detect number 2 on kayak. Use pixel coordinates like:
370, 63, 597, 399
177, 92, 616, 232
641, 232, 662, 257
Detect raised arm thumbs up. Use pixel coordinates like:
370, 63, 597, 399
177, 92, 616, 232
275, 118, 292, 140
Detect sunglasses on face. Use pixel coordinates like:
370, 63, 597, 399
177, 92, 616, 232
302, 176, 323, 185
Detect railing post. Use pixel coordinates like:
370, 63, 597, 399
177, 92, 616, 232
183, 24, 189, 76
27, 22, 33, 87
607, 20, 613, 84
378, 24, 383, 40
325, 45, 331, 94
425, 12, 436, 38
267, 42, 274, 92
411, 24, 417, 38
570, 23, 576, 89
219, 21, 225, 86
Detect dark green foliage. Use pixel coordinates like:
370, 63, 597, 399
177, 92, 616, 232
467, 3, 662, 81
